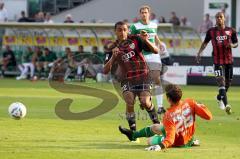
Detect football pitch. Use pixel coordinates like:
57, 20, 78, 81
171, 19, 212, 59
0, 79, 240, 159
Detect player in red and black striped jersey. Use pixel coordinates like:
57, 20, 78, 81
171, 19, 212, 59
104, 21, 160, 132
196, 12, 238, 114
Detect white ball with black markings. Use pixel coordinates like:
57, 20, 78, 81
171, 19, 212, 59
8, 102, 27, 119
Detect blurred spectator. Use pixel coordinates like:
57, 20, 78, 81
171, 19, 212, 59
123, 19, 129, 24
79, 20, 84, 23
198, 13, 213, 33
35, 12, 45, 22
159, 16, 166, 23
1, 45, 16, 77
221, 8, 229, 26
150, 13, 158, 24
91, 46, 105, 64
43, 48, 57, 77
77, 45, 84, 54
32, 47, 45, 79
64, 14, 74, 23
61, 47, 75, 80
91, 19, 97, 23
0, 2, 7, 49
75, 45, 89, 62
74, 45, 89, 80
180, 16, 192, 27
48, 47, 74, 81
16, 47, 35, 80
169, 11, 180, 25
88, 46, 104, 78
75, 46, 104, 80
44, 13, 54, 24
18, 11, 30, 22
0, 2, 7, 22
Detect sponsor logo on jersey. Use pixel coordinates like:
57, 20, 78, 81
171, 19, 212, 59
122, 51, 135, 62
129, 43, 135, 49
216, 35, 227, 42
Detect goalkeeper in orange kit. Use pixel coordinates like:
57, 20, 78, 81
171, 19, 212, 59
119, 84, 213, 151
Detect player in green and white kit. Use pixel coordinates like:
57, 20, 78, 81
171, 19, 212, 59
130, 5, 166, 115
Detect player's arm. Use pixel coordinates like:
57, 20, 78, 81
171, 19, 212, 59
31, 53, 37, 64
103, 48, 118, 74
155, 34, 162, 47
227, 29, 238, 48
159, 113, 176, 149
196, 29, 211, 63
190, 99, 212, 120
140, 31, 159, 54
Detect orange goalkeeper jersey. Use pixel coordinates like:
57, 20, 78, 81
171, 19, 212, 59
161, 98, 212, 148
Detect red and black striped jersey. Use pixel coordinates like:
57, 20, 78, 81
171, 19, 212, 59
105, 35, 151, 82
204, 27, 238, 64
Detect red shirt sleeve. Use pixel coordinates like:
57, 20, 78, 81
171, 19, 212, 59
204, 29, 212, 44
231, 28, 238, 44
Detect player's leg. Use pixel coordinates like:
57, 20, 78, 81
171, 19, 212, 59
139, 91, 160, 124
36, 62, 44, 78
214, 64, 228, 109
16, 64, 24, 79
122, 88, 137, 131
1, 60, 8, 77
147, 135, 165, 146
48, 63, 55, 80
43, 62, 50, 78
77, 65, 83, 78
22, 63, 29, 78
64, 67, 72, 80
119, 123, 164, 141
225, 64, 233, 92
29, 63, 35, 78
224, 64, 233, 114
150, 70, 165, 114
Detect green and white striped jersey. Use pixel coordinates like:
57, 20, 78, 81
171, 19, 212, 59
129, 21, 158, 55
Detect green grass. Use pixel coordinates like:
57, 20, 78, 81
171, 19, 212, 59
0, 79, 240, 159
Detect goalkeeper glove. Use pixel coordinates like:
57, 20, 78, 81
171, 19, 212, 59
145, 145, 161, 151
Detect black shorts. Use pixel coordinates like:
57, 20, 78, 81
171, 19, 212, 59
121, 80, 152, 94
213, 64, 233, 80
161, 57, 173, 66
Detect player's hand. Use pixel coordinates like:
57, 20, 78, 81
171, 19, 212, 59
112, 47, 120, 59
140, 30, 149, 41
225, 43, 236, 49
145, 145, 161, 151
196, 54, 201, 64
159, 44, 165, 55
225, 43, 231, 49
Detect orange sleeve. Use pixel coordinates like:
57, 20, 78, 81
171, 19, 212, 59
161, 112, 176, 148
188, 99, 213, 120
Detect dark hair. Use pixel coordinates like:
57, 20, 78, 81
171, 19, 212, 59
114, 21, 128, 30
65, 47, 71, 51
215, 12, 225, 18
92, 46, 98, 50
165, 84, 182, 104
21, 11, 25, 15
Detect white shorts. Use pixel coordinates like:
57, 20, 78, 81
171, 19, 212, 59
144, 54, 162, 70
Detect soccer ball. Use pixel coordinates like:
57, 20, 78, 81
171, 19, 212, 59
8, 102, 27, 119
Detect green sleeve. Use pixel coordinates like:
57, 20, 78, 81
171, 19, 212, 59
129, 24, 137, 35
